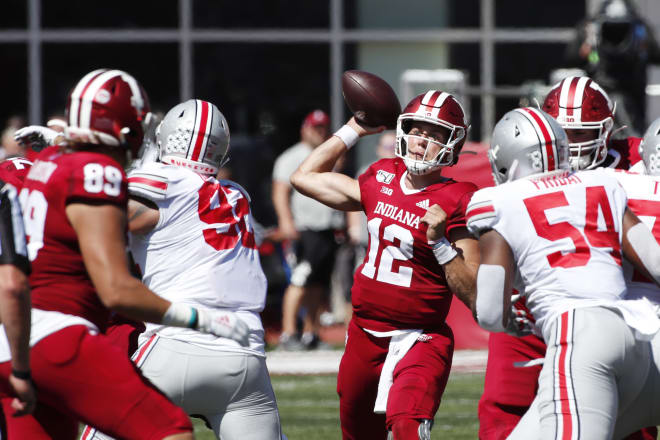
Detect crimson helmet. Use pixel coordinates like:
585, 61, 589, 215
157, 99, 230, 175
65, 69, 151, 157
395, 90, 469, 175
542, 76, 614, 170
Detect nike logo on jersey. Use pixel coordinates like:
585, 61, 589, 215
376, 170, 395, 184
374, 201, 420, 229
415, 199, 429, 209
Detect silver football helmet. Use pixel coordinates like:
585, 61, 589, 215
157, 99, 230, 175
640, 117, 660, 176
489, 107, 570, 184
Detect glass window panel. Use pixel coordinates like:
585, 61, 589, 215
194, 43, 330, 226
0, 0, 26, 29
42, 44, 179, 121
194, 1, 330, 29
0, 45, 27, 152
496, 1, 585, 28
495, 43, 568, 86
449, 0, 480, 28
348, 0, 450, 29
42, 0, 178, 28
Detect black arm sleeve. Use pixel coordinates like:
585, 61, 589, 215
0, 182, 30, 274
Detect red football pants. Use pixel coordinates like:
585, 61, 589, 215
337, 319, 453, 440
0, 325, 192, 440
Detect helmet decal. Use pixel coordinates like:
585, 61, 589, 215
518, 107, 557, 172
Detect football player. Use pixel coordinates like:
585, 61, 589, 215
477, 76, 656, 440
6, 69, 249, 439
81, 99, 281, 440
0, 176, 36, 418
291, 91, 479, 440
468, 107, 660, 439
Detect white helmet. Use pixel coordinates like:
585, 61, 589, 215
640, 117, 660, 176
489, 107, 570, 184
157, 99, 230, 175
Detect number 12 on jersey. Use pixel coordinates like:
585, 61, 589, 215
361, 217, 414, 287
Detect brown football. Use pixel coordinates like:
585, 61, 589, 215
341, 70, 401, 129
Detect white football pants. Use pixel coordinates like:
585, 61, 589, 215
80, 335, 281, 440
508, 307, 651, 440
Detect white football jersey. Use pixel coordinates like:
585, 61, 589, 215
128, 162, 267, 354
467, 169, 636, 335
607, 169, 660, 305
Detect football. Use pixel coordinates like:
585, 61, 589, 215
341, 70, 401, 129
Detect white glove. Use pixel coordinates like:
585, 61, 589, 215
196, 309, 250, 347
14, 125, 62, 151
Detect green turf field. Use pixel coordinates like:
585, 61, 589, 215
192, 371, 485, 439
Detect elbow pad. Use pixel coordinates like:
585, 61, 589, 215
476, 264, 507, 332
628, 222, 660, 284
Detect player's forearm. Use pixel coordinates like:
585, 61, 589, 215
295, 136, 347, 177
443, 257, 477, 310
271, 184, 295, 228
0, 267, 31, 372
97, 273, 170, 324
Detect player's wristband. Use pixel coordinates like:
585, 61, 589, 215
11, 369, 31, 380
162, 303, 199, 329
428, 237, 458, 265
334, 125, 359, 150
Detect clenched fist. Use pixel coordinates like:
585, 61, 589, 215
420, 204, 448, 242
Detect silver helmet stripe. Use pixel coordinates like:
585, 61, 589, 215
519, 107, 557, 171
68, 69, 107, 127
79, 70, 124, 130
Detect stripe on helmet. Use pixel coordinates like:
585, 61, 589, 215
189, 100, 212, 162
79, 70, 125, 130
558, 77, 575, 119
68, 69, 107, 127
571, 77, 591, 122
421, 90, 439, 106
420, 90, 450, 120
520, 107, 557, 172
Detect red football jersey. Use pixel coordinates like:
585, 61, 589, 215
605, 136, 642, 170
352, 158, 477, 331
0, 156, 33, 189
20, 146, 128, 330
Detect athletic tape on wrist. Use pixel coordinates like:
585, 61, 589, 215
334, 125, 359, 149
428, 237, 458, 265
162, 303, 198, 329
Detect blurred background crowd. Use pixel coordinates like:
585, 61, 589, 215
2, 0, 659, 349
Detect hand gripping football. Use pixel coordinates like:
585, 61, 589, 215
341, 70, 401, 129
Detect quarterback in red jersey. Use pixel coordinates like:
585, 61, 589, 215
477, 75, 654, 440
291, 90, 479, 440
2, 69, 248, 440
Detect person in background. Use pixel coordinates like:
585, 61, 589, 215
564, 0, 660, 136
0, 116, 27, 160
272, 110, 344, 350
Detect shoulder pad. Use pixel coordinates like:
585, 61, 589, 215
466, 187, 498, 236
128, 166, 169, 201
